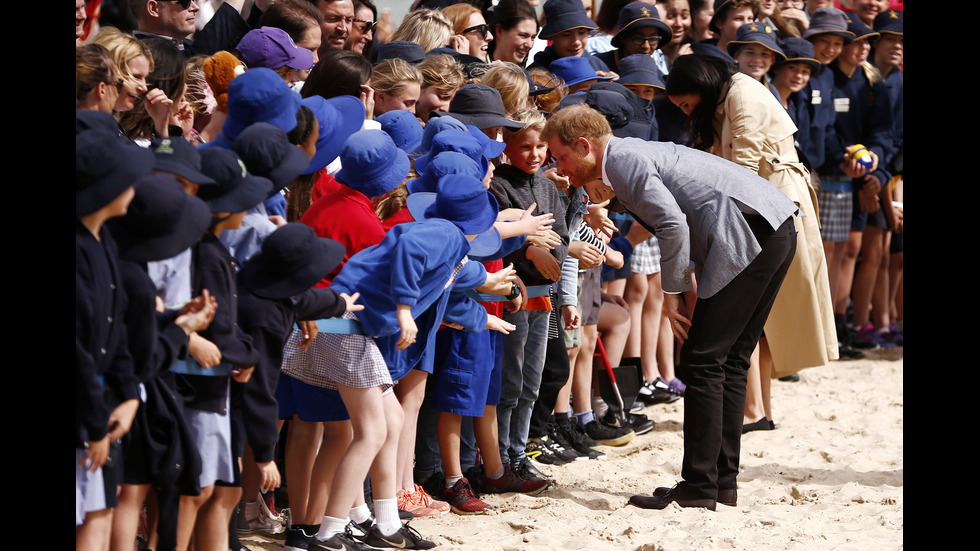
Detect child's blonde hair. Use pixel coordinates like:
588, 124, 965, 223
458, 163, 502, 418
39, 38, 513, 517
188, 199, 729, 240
503, 108, 547, 143
370, 58, 423, 96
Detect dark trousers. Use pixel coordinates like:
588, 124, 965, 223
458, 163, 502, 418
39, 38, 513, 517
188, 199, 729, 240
679, 216, 796, 499
528, 311, 570, 439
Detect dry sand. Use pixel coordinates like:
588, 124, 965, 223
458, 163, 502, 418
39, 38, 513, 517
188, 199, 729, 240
245, 350, 903, 551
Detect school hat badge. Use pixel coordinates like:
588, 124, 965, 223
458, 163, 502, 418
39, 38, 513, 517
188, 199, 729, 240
611, 2, 673, 50
152, 136, 217, 187
196, 148, 272, 213
241, 223, 346, 299
727, 22, 787, 60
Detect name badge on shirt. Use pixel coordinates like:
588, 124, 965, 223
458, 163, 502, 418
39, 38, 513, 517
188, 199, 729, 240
811, 89, 822, 105
834, 97, 850, 113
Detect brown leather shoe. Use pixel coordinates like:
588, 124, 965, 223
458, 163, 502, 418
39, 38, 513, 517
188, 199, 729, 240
653, 486, 737, 507
629, 485, 716, 511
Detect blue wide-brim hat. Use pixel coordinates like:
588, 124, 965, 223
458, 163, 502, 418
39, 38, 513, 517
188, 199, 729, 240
76, 128, 154, 218
540, 0, 598, 39
845, 15, 878, 42
775, 38, 822, 75
410, 114, 467, 157
112, 173, 211, 263
232, 122, 310, 194
241, 223, 347, 299
378, 109, 425, 154
413, 129, 488, 177
301, 95, 366, 175
611, 2, 673, 50
408, 190, 503, 257
465, 124, 506, 159
222, 67, 302, 140
152, 136, 218, 187
616, 54, 665, 89
727, 21, 787, 61
197, 148, 273, 213
406, 151, 486, 195
424, 174, 499, 235
336, 129, 411, 198
550, 56, 615, 87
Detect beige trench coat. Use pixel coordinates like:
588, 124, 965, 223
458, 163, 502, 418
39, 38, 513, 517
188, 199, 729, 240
709, 73, 838, 375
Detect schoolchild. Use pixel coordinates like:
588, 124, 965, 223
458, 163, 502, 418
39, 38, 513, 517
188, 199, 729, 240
770, 37, 823, 169
277, 130, 407, 550
594, 2, 673, 75
107, 174, 215, 551
727, 21, 786, 98
314, 173, 516, 550
490, 108, 570, 482
528, 0, 612, 74
616, 53, 667, 105
173, 147, 269, 551
76, 129, 149, 550
706, 0, 758, 58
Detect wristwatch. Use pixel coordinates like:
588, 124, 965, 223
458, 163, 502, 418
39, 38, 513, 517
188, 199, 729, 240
506, 282, 521, 300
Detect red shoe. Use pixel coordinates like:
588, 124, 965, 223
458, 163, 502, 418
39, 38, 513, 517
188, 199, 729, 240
481, 466, 550, 495
442, 478, 492, 515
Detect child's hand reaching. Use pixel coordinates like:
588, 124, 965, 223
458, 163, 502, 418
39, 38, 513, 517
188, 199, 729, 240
189, 333, 222, 368
477, 263, 517, 295
257, 460, 282, 492
231, 366, 255, 383
396, 304, 417, 350
340, 292, 364, 312
486, 314, 517, 334
526, 229, 562, 250
526, 245, 562, 280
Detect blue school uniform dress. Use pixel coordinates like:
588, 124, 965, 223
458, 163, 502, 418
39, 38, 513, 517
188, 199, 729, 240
328, 219, 489, 386
76, 222, 139, 523
176, 233, 258, 488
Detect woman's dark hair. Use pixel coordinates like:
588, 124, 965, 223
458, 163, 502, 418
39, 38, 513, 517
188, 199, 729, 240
353, 0, 379, 60
486, 0, 538, 62
259, 0, 324, 44
664, 53, 735, 151
595, 0, 633, 34
302, 49, 372, 99
119, 36, 186, 140
287, 105, 316, 146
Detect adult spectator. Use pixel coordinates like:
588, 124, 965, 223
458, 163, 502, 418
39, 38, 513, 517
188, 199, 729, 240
129, 0, 252, 57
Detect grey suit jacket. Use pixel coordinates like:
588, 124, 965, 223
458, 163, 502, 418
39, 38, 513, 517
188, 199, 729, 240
602, 137, 798, 298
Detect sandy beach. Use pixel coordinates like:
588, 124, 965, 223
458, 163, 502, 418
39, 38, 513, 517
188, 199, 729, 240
245, 349, 903, 551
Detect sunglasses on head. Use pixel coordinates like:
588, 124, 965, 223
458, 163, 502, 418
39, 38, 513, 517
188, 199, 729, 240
462, 23, 490, 37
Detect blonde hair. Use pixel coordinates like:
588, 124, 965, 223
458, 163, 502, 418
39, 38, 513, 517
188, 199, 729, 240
417, 54, 466, 92
370, 58, 423, 96
541, 104, 611, 146
391, 9, 453, 52
442, 2, 483, 35
76, 43, 120, 108
92, 26, 154, 97
503, 108, 547, 143
480, 62, 530, 115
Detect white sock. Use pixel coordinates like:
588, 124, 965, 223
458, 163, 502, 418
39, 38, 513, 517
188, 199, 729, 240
316, 515, 348, 541
445, 474, 463, 488
374, 497, 401, 536
349, 503, 371, 524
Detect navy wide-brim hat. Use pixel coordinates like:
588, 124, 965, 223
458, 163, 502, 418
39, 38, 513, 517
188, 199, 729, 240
406, 151, 486, 195
112, 173, 211, 263
802, 8, 855, 43
550, 56, 615, 87
727, 21, 787, 61
424, 174, 499, 235
335, 129, 411, 198
775, 37, 822, 75
435, 84, 525, 130
197, 148, 273, 213
539, 0, 598, 39
301, 95, 366, 175
873, 9, 903, 36
376, 40, 426, 65
76, 128, 155, 218
708, 0, 735, 34
617, 54, 665, 89
845, 15, 878, 42
231, 122, 309, 195
611, 2, 673, 50
241, 223, 347, 299
152, 136, 217, 186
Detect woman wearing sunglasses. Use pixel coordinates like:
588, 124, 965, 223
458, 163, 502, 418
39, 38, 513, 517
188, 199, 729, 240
444, 2, 494, 63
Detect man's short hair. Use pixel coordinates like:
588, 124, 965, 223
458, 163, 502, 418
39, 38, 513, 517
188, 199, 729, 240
542, 104, 612, 146
128, 0, 149, 23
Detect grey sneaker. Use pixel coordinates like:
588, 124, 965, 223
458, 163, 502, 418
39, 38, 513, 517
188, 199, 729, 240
362, 523, 435, 549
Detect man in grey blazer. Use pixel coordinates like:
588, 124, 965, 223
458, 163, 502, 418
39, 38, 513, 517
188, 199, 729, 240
544, 104, 799, 510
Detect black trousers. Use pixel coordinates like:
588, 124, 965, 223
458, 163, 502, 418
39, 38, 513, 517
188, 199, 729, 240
678, 216, 796, 499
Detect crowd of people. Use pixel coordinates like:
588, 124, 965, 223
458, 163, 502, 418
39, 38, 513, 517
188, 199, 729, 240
76, 0, 903, 550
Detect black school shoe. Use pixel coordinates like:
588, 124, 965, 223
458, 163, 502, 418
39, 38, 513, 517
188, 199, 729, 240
362, 523, 436, 550
584, 419, 635, 446
555, 420, 606, 460
602, 410, 656, 435
284, 527, 314, 551
526, 436, 570, 465
309, 531, 369, 551
513, 456, 552, 483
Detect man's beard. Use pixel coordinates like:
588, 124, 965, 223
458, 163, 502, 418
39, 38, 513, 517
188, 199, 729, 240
567, 154, 598, 188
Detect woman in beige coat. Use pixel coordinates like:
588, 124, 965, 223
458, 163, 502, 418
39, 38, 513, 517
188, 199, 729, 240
666, 53, 837, 431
